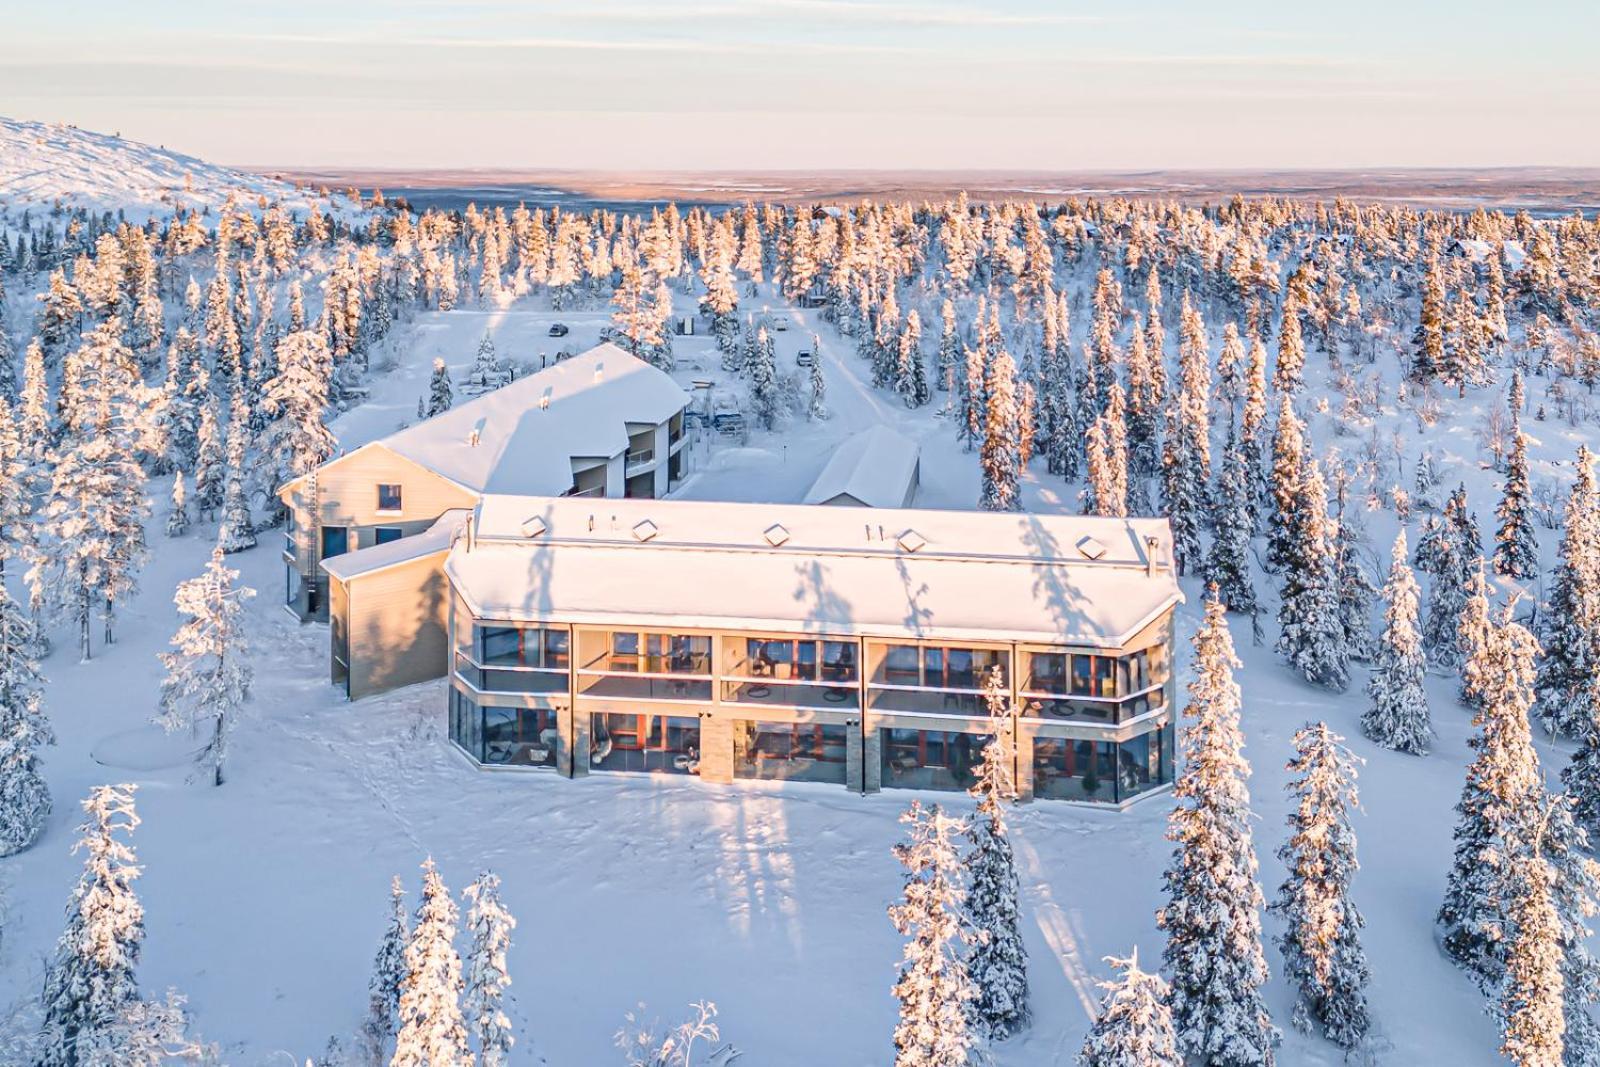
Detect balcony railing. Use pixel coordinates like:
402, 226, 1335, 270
625, 448, 655, 469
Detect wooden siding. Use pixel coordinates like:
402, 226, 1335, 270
343, 550, 453, 700
282, 444, 480, 576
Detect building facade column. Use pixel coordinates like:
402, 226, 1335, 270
697, 713, 734, 783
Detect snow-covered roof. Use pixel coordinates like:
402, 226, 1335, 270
446, 495, 1181, 647
376, 344, 689, 496
322, 510, 470, 582
803, 426, 920, 509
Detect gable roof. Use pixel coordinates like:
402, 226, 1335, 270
803, 425, 920, 508
447, 495, 1182, 648
289, 344, 689, 499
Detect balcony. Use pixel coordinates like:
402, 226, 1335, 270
624, 447, 656, 475
453, 652, 568, 695
1019, 683, 1167, 726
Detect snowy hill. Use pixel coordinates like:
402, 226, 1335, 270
0, 117, 336, 222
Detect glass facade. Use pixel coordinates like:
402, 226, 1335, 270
590, 713, 703, 774
1021, 647, 1169, 724
1032, 725, 1172, 802
454, 624, 571, 695
734, 720, 849, 784
880, 728, 984, 792
449, 690, 561, 769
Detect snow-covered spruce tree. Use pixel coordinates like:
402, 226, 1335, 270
462, 871, 516, 1067
192, 398, 225, 523
360, 876, 409, 1066
37, 784, 144, 1067
1158, 592, 1279, 1066
749, 325, 780, 431
1076, 949, 1181, 1067
1204, 416, 1260, 622
1271, 722, 1371, 1049
889, 801, 982, 1067
1362, 531, 1432, 755
260, 328, 336, 520
808, 340, 827, 421
393, 858, 471, 1067
963, 669, 1028, 1041
1084, 381, 1129, 519
217, 385, 257, 553
1160, 294, 1212, 576
1265, 398, 1307, 574
979, 349, 1021, 513
166, 473, 190, 538
1275, 456, 1349, 691
1537, 447, 1600, 737
1564, 676, 1600, 846
154, 541, 254, 787
1332, 506, 1376, 663
1422, 485, 1483, 669
37, 323, 150, 659
1457, 564, 1496, 712
1274, 308, 1305, 396
1439, 605, 1545, 983
1501, 847, 1565, 1067
1494, 421, 1539, 581
0, 564, 52, 857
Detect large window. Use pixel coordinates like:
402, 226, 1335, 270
450, 692, 560, 769
1032, 725, 1172, 803
590, 713, 702, 774
880, 728, 982, 792
456, 625, 569, 694
377, 483, 403, 512
1022, 648, 1168, 724
602, 632, 710, 675
735, 720, 849, 785
876, 645, 1004, 690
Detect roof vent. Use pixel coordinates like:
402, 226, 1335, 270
1076, 535, 1108, 560
631, 519, 658, 543
520, 515, 547, 538
897, 529, 927, 553
539, 387, 552, 411
594, 362, 605, 383
763, 523, 791, 547
467, 428, 480, 447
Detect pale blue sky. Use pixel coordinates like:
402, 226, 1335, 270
2, 0, 1596, 170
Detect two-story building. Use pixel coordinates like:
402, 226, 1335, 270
279, 343, 691, 697
440, 494, 1183, 805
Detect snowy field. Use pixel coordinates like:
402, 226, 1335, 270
0, 264, 1577, 1065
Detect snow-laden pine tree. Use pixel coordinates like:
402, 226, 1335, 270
1537, 447, 1600, 737
963, 669, 1028, 1040
260, 329, 336, 523
1275, 456, 1349, 691
166, 473, 191, 538
1332, 505, 1376, 663
0, 569, 51, 857
192, 397, 225, 523
1362, 531, 1431, 754
1271, 722, 1371, 1049
979, 349, 1021, 513
808, 339, 827, 421
420, 361, 451, 420
1274, 310, 1305, 396
1495, 420, 1539, 581
1084, 381, 1129, 518
37, 784, 145, 1067
1564, 677, 1600, 846
393, 859, 471, 1067
1501, 847, 1566, 1067
217, 385, 257, 553
1265, 399, 1306, 575
1204, 416, 1260, 622
1457, 564, 1496, 712
462, 871, 516, 1067
1076, 949, 1180, 1067
1160, 294, 1212, 576
360, 876, 409, 1065
1158, 593, 1279, 1066
889, 801, 982, 1067
1422, 486, 1482, 669
154, 540, 254, 787
1439, 605, 1546, 982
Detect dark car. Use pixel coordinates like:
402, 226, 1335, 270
548, 323, 569, 337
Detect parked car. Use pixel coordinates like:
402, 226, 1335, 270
713, 412, 746, 434
771, 315, 791, 331
548, 322, 569, 337
796, 350, 814, 368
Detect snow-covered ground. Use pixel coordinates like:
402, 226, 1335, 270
0, 263, 1574, 1064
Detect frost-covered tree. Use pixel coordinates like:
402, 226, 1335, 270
964, 670, 1028, 1040
1422, 487, 1482, 669
1158, 593, 1279, 1066
1564, 677, 1600, 846
749, 325, 779, 431
393, 859, 471, 1067
1537, 447, 1600, 737
1160, 294, 1212, 575
980, 349, 1021, 513
808, 338, 827, 421
154, 541, 254, 787
1265, 399, 1307, 574
217, 385, 256, 553
165, 473, 190, 538
192, 399, 224, 523
1362, 532, 1431, 755
1332, 506, 1376, 663
889, 801, 982, 1067
1501, 847, 1565, 1067
1274, 310, 1305, 396
1076, 950, 1180, 1067
37, 784, 145, 1067
361, 876, 409, 1066
1084, 381, 1129, 518
1494, 421, 1539, 581
1457, 565, 1496, 712
1275, 456, 1349, 691
425, 359, 453, 419
0, 575, 51, 857
1204, 417, 1260, 622
462, 871, 516, 1067
260, 329, 336, 517
1271, 723, 1371, 1049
